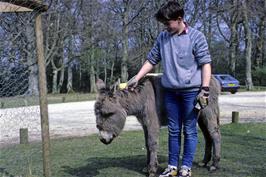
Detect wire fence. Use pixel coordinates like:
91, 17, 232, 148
0, 1, 49, 176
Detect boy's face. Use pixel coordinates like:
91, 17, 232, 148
163, 18, 184, 35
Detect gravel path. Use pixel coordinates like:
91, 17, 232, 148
0, 91, 265, 147
219, 92, 266, 123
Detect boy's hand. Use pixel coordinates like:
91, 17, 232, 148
127, 76, 138, 90
196, 87, 209, 109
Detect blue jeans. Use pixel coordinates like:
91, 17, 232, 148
164, 90, 198, 168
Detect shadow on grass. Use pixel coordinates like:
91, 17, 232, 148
62, 155, 168, 177
0, 167, 13, 177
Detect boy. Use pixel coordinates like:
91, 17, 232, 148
127, 1, 211, 176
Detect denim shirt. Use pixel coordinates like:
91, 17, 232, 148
147, 26, 211, 90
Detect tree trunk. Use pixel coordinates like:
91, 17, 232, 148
104, 57, 107, 83
229, 0, 239, 77
121, 9, 129, 82
229, 23, 238, 76
67, 65, 73, 93
255, 1, 265, 67
154, 0, 163, 73
26, 22, 39, 96
262, 0, 266, 66
207, 2, 212, 45
242, 0, 253, 90
202, 0, 207, 36
110, 59, 115, 82
57, 66, 64, 93
79, 65, 82, 90
66, 37, 73, 93
52, 70, 58, 94
27, 64, 39, 95
51, 53, 64, 94
90, 49, 97, 93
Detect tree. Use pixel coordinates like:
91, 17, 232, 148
242, 0, 253, 90
214, 0, 241, 76
107, 0, 147, 82
253, 0, 266, 67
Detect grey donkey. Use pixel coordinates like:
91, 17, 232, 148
197, 75, 221, 171
94, 75, 221, 176
95, 78, 160, 176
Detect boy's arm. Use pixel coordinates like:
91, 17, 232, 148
196, 63, 211, 109
127, 60, 154, 89
135, 60, 154, 81
201, 63, 211, 87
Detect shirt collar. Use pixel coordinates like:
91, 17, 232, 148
169, 22, 189, 36
178, 22, 189, 35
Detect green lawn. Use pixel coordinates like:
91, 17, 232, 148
0, 93, 96, 109
0, 123, 266, 177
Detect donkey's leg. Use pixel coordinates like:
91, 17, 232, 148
139, 113, 159, 177
206, 116, 221, 171
198, 115, 213, 167
142, 124, 150, 167
137, 117, 158, 177
209, 128, 221, 171
146, 126, 159, 177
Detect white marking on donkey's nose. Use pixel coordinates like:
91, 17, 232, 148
99, 131, 113, 142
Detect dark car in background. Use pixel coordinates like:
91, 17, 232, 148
214, 74, 240, 94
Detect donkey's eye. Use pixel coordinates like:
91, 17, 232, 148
102, 112, 114, 117
96, 125, 103, 130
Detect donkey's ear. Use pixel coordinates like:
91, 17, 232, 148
96, 79, 106, 91
110, 80, 120, 93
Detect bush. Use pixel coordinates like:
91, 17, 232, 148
252, 66, 266, 86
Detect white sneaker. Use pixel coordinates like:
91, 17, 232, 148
159, 166, 178, 177
178, 166, 192, 177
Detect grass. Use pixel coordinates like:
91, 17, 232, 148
1, 86, 266, 109
0, 93, 96, 109
1, 123, 265, 177
238, 85, 266, 92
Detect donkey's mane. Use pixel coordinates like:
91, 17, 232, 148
114, 78, 149, 99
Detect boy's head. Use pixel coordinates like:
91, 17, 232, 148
155, 1, 184, 24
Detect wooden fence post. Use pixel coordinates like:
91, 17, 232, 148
232, 111, 239, 123
20, 128, 29, 144
0, 102, 4, 108
35, 13, 51, 177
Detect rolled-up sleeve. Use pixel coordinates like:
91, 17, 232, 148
147, 34, 161, 65
194, 33, 211, 66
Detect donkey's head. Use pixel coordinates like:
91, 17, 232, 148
94, 79, 127, 144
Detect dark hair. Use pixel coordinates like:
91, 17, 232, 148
155, 1, 184, 23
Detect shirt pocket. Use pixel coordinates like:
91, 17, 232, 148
176, 49, 188, 59
175, 48, 192, 69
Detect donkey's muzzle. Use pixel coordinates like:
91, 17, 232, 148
100, 138, 112, 145
99, 131, 114, 145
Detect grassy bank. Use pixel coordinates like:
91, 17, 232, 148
1, 123, 265, 177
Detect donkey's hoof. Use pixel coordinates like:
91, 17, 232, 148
148, 173, 156, 177
148, 169, 157, 177
209, 165, 217, 171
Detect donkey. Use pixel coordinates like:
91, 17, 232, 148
197, 76, 221, 171
94, 75, 221, 176
95, 78, 160, 176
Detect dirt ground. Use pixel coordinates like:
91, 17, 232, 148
0, 91, 265, 147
